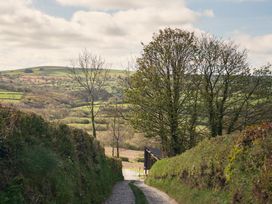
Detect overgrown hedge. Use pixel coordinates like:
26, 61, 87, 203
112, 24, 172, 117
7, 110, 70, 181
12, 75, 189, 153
0, 107, 123, 203
146, 123, 272, 204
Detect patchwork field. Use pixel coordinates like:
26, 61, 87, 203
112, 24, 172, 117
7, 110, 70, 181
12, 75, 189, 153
0, 66, 156, 150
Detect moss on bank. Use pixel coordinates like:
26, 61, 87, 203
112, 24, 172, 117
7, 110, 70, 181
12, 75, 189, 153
0, 107, 123, 203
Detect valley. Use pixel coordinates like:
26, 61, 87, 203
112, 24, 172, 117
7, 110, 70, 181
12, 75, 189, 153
0, 66, 154, 152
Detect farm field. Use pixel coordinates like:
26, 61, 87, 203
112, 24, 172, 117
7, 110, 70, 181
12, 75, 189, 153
0, 91, 23, 104
104, 147, 144, 169
0, 66, 154, 150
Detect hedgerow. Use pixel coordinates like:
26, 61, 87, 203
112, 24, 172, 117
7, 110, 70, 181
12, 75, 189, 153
146, 123, 272, 204
0, 106, 123, 203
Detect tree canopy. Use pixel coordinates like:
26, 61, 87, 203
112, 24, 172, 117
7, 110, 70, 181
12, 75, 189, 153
126, 28, 272, 156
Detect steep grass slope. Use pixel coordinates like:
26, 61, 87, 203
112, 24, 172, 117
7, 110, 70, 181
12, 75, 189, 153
0, 106, 123, 203
146, 123, 272, 204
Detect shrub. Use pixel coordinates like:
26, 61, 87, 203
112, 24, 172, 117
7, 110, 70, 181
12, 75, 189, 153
136, 157, 144, 163
96, 124, 108, 131
24, 68, 33, 73
61, 117, 90, 124
226, 123, 272, 203
81, 119, 90, 124
120, 156, 129, 162
122, 142, 142, 150
96, 118, 108, 124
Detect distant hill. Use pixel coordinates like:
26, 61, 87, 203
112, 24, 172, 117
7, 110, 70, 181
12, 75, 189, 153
1, 66, 128, 77
0, 66, 149, 150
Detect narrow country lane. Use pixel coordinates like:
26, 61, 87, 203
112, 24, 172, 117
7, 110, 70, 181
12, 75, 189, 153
104, 168, 178, 204
104, 169, 137, 204
104, 180, 135, 204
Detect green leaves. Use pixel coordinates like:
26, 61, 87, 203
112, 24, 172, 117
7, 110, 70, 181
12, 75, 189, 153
126, 27, 272, 156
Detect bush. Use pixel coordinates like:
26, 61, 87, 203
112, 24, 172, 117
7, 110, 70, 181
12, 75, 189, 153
96, 124, 108, 131
120, 157, 129, 162
122, 142, 142, 150
61, 117, 90, 124
24, 68, 33, 73
96, 118, 108, 124
0, 107, 123, 203
81, 119, 90, 124
225, 123, 272, 203
136, 157, 144, 163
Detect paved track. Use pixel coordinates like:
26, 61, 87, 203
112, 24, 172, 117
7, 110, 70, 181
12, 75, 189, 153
105, 169, 178, 204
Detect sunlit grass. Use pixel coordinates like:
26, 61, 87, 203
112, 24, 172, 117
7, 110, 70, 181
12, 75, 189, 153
0, 92, 23, 100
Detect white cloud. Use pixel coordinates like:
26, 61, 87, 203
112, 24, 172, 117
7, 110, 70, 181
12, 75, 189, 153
56, 0, 186, 10
0, 0, 214, 69
202, 9, 214, 18
0, 0, 269, 70
234, 32, 272, 66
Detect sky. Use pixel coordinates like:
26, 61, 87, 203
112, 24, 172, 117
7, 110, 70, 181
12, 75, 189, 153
0, 0, 271, 70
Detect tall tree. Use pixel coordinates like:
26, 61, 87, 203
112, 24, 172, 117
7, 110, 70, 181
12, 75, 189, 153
126, 28, 197, 156
196, 37, 250, 136
127, 28, 272, 156
107, 97, 126, 158
197, 37, 272, 136
70, 49, 108, 138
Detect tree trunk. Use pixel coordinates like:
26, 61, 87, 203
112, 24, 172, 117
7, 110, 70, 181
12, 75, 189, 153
116, 139, 120, 158
217, 77, 229, 136
112, 137, 115, 157
208, 99, 217, 137
170, 116, 181, 156
91, 100, 96, 138
188, 89, 199, 148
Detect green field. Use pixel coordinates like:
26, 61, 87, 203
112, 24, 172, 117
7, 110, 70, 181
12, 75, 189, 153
2, 66, 128, 77
0, 91, 23, 104
0, 66, 151, 149
0, 92, 23, 100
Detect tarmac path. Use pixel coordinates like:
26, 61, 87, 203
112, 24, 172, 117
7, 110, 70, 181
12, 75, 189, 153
104, 168, 178, 204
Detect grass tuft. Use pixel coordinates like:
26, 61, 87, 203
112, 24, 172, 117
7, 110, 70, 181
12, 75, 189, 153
129, 181, 149, 204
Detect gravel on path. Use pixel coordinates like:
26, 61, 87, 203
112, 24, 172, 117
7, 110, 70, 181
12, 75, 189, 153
104, 181, 135, 204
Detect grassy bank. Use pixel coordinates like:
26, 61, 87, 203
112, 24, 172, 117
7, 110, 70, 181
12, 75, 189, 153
146, 123, 272, 204
0, 106, 123, 203
129, 181, 148, 204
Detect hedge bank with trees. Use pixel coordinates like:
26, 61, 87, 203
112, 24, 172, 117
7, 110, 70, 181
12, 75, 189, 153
0, 106, 123, 203
146, 123, 272, 204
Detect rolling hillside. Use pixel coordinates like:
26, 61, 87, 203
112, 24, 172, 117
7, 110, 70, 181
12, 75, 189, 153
0, 66, 151, 150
